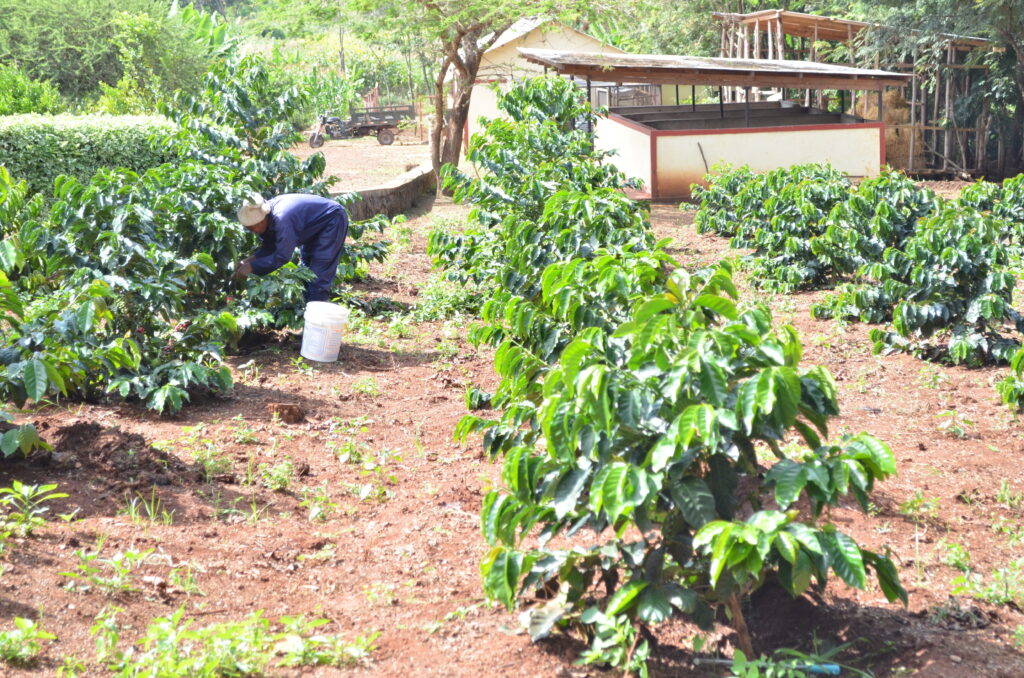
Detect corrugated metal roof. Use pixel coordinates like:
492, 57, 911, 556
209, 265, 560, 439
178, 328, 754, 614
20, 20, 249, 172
486, 17, 548, 53
518, 48, 911, 90
712, 10, 991, 48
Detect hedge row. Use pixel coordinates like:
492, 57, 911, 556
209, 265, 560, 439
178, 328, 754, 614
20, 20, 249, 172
0, 114, 176, 196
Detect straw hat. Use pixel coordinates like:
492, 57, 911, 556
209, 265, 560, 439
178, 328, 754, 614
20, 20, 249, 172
237, 194, 271, 226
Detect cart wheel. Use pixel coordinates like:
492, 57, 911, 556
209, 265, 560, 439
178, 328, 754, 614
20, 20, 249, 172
377, 129, 396, 146
308, 132, 325, 149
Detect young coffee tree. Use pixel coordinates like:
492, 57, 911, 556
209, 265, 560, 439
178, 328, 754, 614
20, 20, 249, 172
438, 76, 904, 675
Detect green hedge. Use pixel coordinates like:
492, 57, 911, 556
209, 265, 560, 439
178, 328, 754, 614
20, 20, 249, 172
0, 114, 176, 196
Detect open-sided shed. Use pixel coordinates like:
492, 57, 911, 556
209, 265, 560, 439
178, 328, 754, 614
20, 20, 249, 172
712, 10, 995, 175
519, 48, 911, 199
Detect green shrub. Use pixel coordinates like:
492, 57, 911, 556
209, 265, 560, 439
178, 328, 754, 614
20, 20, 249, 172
819, 205, 1023, 365
691, 163, 756, 237
0, 64, 63, 116
810, 168, 939, 277
0, 0, 231, 101
0, 114, 175, 196
0, 56, 391, 415
691, 164, 852, 292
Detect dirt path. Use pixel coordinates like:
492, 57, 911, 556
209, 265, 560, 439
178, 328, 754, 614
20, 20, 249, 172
1, 197, 1023, 677
1, 197, 576, 677
290, 135, 430, 194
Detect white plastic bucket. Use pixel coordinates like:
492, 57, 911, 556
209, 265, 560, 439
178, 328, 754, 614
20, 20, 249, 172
300, 301, 350, 362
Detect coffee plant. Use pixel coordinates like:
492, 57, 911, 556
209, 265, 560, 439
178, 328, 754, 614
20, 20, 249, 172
693, 164, 850, 292
696, 163, 1024, 407
742, 169, 850, 292
438, 77, 904, 675
819, 206, 1023, 365
692, 163, 755, 238
998, 346, 1024, 410
810, 168, 939, 278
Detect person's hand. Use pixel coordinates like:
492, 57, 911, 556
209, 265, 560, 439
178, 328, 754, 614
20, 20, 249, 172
233, 261, 254, 280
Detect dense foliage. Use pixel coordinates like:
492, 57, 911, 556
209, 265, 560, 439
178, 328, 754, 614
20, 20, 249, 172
0, 0, 231, 103
0, 55, 389, 423
696, 165, 1024, 365
695, 165, 1024, 411
0, 115, 176, 196
431, 77, 903, 675
693, 164, 850, 292
0, 64, 64, 116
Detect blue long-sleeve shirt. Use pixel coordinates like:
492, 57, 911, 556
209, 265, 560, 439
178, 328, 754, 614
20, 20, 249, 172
249, 194, 346, 275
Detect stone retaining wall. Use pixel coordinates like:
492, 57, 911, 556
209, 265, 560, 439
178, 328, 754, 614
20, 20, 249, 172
335, 162, 436, 221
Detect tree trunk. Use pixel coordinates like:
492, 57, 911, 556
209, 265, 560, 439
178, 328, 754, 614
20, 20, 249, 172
430, 50, 456, 192
427, 23, 510, 196
440, 76, 475, 168
727, 594, 756, 659
404, 49, 416, 104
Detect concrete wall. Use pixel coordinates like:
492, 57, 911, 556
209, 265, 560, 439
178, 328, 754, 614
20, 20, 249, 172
595, 115, 652, 194
655, 124, 883, 199
466, 83, 501, 147
334, 162, 436, 221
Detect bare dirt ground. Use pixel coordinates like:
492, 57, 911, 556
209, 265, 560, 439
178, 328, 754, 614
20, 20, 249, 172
2, 183, 1024, 677
290, 135, 430, 194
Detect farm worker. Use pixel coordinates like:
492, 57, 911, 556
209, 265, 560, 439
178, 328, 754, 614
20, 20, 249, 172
233, 193, 349, 302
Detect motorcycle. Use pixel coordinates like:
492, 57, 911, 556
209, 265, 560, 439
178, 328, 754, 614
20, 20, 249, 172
308, 114, 346, 148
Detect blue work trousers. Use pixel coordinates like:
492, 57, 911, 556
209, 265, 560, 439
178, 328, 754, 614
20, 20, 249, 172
300, 211, 349, 302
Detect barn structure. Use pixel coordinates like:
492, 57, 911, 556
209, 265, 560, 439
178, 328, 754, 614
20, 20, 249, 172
519, 48, 911, 200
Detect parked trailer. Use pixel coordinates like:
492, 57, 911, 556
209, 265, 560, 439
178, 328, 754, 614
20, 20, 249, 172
308, 104, 416, 148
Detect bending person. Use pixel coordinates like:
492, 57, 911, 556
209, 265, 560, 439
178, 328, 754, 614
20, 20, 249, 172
233, 193, 349, 302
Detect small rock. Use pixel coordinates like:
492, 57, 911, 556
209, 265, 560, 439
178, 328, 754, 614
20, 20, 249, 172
266, 403, 305, 424
951, 655, 962, 663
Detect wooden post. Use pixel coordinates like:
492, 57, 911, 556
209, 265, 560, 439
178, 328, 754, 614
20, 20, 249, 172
943, 42, 953, 170
975, 104, 988, 174
776, 16, 784, 60
744, 87, 751, 127
754, 19, 761, 59
742, 24, 749, 60
767, 20, 773, 60
848, 24, 856, 114
913, 46, 921, 171
692, 84, 696, 111
965, 65, 974, 171
813, 22, 821, 109
720, 23, 727, 58
719, 87, 724, 118
803, 37, 810, 107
